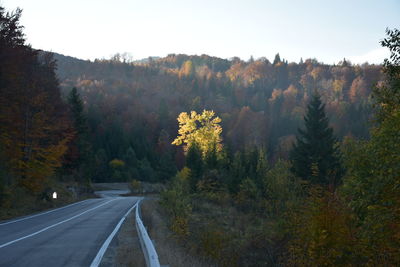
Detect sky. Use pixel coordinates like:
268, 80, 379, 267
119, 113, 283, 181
2, 0, 399, 64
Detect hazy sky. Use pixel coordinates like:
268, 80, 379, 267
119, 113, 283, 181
2, 0, 399, 63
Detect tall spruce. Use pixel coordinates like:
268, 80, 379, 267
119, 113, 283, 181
67, 87, 92, 180
290, 93, 343, 187
185, 142, 203, 191
68, 87, 88, 136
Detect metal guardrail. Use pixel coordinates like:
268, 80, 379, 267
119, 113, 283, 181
135, 198, 161, 267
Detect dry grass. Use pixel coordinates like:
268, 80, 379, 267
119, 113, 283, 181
141, 198, 214, 267
100, 196, 217, 266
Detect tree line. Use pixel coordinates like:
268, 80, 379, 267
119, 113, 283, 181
53, 36, 382, 183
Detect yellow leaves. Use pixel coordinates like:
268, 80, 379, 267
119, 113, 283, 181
332, 79, 345, 100
226, 62, 245, 82
284, 84, 298, 97
172, 110, 223, 157
109, 159, 125, 169
179, 60, 195, 78
18, 136, 71, 193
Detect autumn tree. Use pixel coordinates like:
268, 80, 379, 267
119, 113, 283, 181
179, 60, 195, 78
349, 77, 367, 103
172, 110, 223, 157
0, 6, 71, 193
290, 93, 343, 187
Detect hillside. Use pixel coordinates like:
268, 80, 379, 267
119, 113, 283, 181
52, 52, 382, 182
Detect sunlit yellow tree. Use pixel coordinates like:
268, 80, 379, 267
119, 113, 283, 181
172, 110, 222, 157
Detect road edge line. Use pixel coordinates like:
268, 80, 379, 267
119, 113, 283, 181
90, 200, 139, 267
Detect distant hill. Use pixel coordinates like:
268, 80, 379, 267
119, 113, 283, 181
133, 56, 161, 64
49, 51, 382, 174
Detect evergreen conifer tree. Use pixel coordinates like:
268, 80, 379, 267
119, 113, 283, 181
204, 144, 218, 169
68, 87, 88, 137
185, 142, 203, 190
67, 87, 92, 181
290, 93, 343, 187
157, 151, 177, 182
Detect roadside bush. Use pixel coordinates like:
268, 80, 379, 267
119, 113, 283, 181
199, 227, 237, 266
285, 186, 358, 266
263, 160, 304, 215
160, 167, 192, 238
129, 179, 142, 194
235, 177, 260, 211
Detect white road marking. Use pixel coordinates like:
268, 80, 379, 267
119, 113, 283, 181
0, 199, 91, 226
0, 199, 116, 249
90, 199, 139, 267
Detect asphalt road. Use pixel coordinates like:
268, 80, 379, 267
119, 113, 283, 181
0, 191, 139, 267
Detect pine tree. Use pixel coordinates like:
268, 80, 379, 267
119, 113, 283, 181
124, 147, 138, 168
290, 93, 343, 187
255, 148, 268, 187
124, 146, 139, 180
273, 53, 281, 65
185, 142, 203, 190
67, 87, 92, 181
157, 151, 177, 182
228, 151, 245, 194
68, 88, 88, 136
204, 143, 218, 169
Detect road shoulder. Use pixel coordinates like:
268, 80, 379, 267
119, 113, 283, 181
100, 211, 145, 267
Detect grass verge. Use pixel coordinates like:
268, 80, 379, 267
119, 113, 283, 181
140, 198, 213, 267
0, 182, 95, 221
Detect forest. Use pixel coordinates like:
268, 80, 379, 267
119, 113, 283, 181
53, 47, 381, 183
1, 5, 399, 266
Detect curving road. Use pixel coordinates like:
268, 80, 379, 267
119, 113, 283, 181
0, 191, 139, 267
